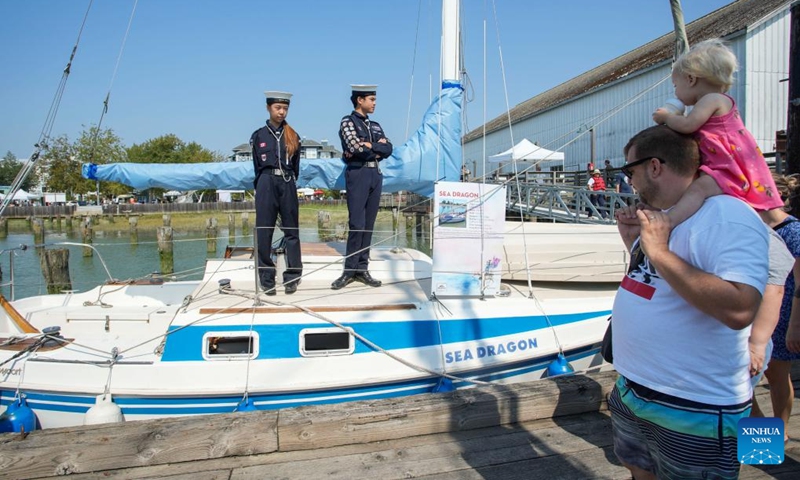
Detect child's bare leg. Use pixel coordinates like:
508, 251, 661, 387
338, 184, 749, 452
667, 174, 722, 227
764, 359, 794, 442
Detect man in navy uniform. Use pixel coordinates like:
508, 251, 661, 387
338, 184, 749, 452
251, 91, 302, 295
332, 85, 393, 290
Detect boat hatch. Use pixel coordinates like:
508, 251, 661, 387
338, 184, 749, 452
299, 327, 354, 357
202, 331, 259, 361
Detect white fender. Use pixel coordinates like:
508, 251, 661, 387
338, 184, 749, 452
83, 394, 125, 425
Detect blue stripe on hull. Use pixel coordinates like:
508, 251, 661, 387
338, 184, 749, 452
161, 310, 610, 361
1, 345, 601, 418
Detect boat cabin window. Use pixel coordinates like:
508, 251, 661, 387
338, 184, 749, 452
203, 332, 259, 360
299, 328, 354, 357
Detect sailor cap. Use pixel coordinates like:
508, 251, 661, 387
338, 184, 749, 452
350, 84, 378, 95
264, 91, 292, 105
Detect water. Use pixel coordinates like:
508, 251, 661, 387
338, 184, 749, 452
0, 218, 431, 300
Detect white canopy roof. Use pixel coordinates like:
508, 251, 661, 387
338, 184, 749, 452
0, 189, 41, 201
488, 139, 564, 163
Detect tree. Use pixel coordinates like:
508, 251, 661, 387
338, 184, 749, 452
127, 134, 224, 164
0, 150, 40, 191
73, 126, 129, 200
40, 135, 82, 197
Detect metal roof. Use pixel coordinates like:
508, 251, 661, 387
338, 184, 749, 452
463, 0, 790, 143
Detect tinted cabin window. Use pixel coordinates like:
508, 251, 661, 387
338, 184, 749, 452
305, 332, 350, 351
207, 336, 254, 356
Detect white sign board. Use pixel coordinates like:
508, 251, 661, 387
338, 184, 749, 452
431, 181, 506, 296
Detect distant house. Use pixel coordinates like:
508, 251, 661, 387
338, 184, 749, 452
230, 139, 342, 162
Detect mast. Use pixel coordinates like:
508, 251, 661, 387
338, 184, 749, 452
441, 0, 461, 85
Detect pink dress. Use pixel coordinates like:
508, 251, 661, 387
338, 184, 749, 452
697, 95, 782, 211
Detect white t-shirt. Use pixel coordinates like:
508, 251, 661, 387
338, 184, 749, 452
612, 196, 768, 405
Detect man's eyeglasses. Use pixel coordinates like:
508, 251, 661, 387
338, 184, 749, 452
621, 157, 665, 178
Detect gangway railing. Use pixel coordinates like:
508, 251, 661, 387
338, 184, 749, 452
501, 180, 637, 224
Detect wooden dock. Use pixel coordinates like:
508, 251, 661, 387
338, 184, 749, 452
1, 368, 799, 479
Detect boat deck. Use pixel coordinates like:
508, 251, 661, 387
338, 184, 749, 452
2, 366, 798, 479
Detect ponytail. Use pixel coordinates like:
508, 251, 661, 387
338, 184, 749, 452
284, 123, 300, 158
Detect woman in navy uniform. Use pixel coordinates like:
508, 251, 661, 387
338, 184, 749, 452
251, 91, 302, 295
331, 85, 393, 290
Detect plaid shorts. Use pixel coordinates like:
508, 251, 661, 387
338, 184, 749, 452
608, 375, 751, 480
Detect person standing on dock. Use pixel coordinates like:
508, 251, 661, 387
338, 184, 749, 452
332, 85, 393, 290
251, 91, 302, 295
610, 125, 768, 480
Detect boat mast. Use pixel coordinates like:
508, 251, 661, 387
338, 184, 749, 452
441, 0, 461, 85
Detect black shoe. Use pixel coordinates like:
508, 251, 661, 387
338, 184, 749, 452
284, 278, 301, 295
331, 274, 354, 290
261, 280, 276, 296
354, 271, 382, 288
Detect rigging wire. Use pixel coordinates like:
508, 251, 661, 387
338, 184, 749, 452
0, 0, 95, 218
404, 0, 424, 140
86, 0, 139, 164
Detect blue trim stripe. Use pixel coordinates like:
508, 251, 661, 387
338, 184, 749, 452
1, 345, 601, 417
161, 310, 610, 361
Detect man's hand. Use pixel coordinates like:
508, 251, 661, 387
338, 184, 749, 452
360, 142, 372, 149
748, 338, 767, 378
636, 209, 671, 262
378, 138, 387, 144
615, 205, 641, 250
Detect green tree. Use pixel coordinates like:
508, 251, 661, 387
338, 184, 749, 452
127, 134, 223, 164
40, 135, 82, 197
0, 151, 40, 191
73, 126, 129, 200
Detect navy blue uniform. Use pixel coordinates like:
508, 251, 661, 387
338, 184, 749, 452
251, 123, 302, 289
339, 111, 393, 275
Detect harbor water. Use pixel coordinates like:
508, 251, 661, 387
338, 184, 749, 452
0, 217, 431, 300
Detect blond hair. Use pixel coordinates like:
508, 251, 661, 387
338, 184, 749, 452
772, 173, 800, 211
673, 39, 738, 91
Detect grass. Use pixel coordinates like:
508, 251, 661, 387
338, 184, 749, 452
4, 204, 353, 233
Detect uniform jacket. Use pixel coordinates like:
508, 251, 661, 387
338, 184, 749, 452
250, 122, 301, 184
339, 111, 393, 163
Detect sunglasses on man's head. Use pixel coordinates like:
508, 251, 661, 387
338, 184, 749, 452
621, 157, 665, 178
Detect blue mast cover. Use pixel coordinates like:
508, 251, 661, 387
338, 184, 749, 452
83, 85, 462, 197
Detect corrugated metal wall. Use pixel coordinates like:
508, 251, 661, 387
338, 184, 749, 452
464, 6, 790, 176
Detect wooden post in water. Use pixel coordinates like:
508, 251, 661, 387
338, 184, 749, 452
228, 213, 236, 242
129, 216, 138, 245
405, 214, 413, 244
206, 217, 218, 253
241, 212, 250, 236
39, 248, 71, 294
106, 214, 115, 224
82, 218, 93, 257
26, 216, 32, 230
56, 215, 62, 232
157, 226, 174, 275
335, 222, 347, 241
32, 218, 45, 246
317, 210, 332, 241
392, 208, 399, 234
64, 215, 72, 232
162, 214, 171, 227
0, 217, 7, 239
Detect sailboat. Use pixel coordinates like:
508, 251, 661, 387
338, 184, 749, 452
0, 0, 617, 430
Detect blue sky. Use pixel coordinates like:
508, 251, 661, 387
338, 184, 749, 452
0, 0, 732, 161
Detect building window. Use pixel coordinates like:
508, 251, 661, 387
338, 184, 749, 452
306, 149, 318, 159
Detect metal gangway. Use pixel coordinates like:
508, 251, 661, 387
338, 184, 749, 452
492, 171, 638, 224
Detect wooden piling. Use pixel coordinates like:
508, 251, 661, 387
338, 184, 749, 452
335, 222, 347, 241
129, 216, 138, 244
392, 207, 399, 234
241, 212, 250, 236
228, 213, 236, 242
317, 210, 332, 241
64, 215, 72, 231
82, 220, 93, 257
0, 217, 7, 239
206, 217, 218, 253
26, 215, 32, 230
55, 215, 62, 231
39, 248, 72, 294
106, 214, 115, 224
162, 214, 171, 227
32, 218, 45, 246
157, 226, 174, 275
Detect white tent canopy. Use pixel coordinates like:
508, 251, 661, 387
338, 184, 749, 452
0, 189, 42, 201
488, 139, 564, 163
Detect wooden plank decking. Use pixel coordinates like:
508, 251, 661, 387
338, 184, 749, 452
1, 368, 799, 479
